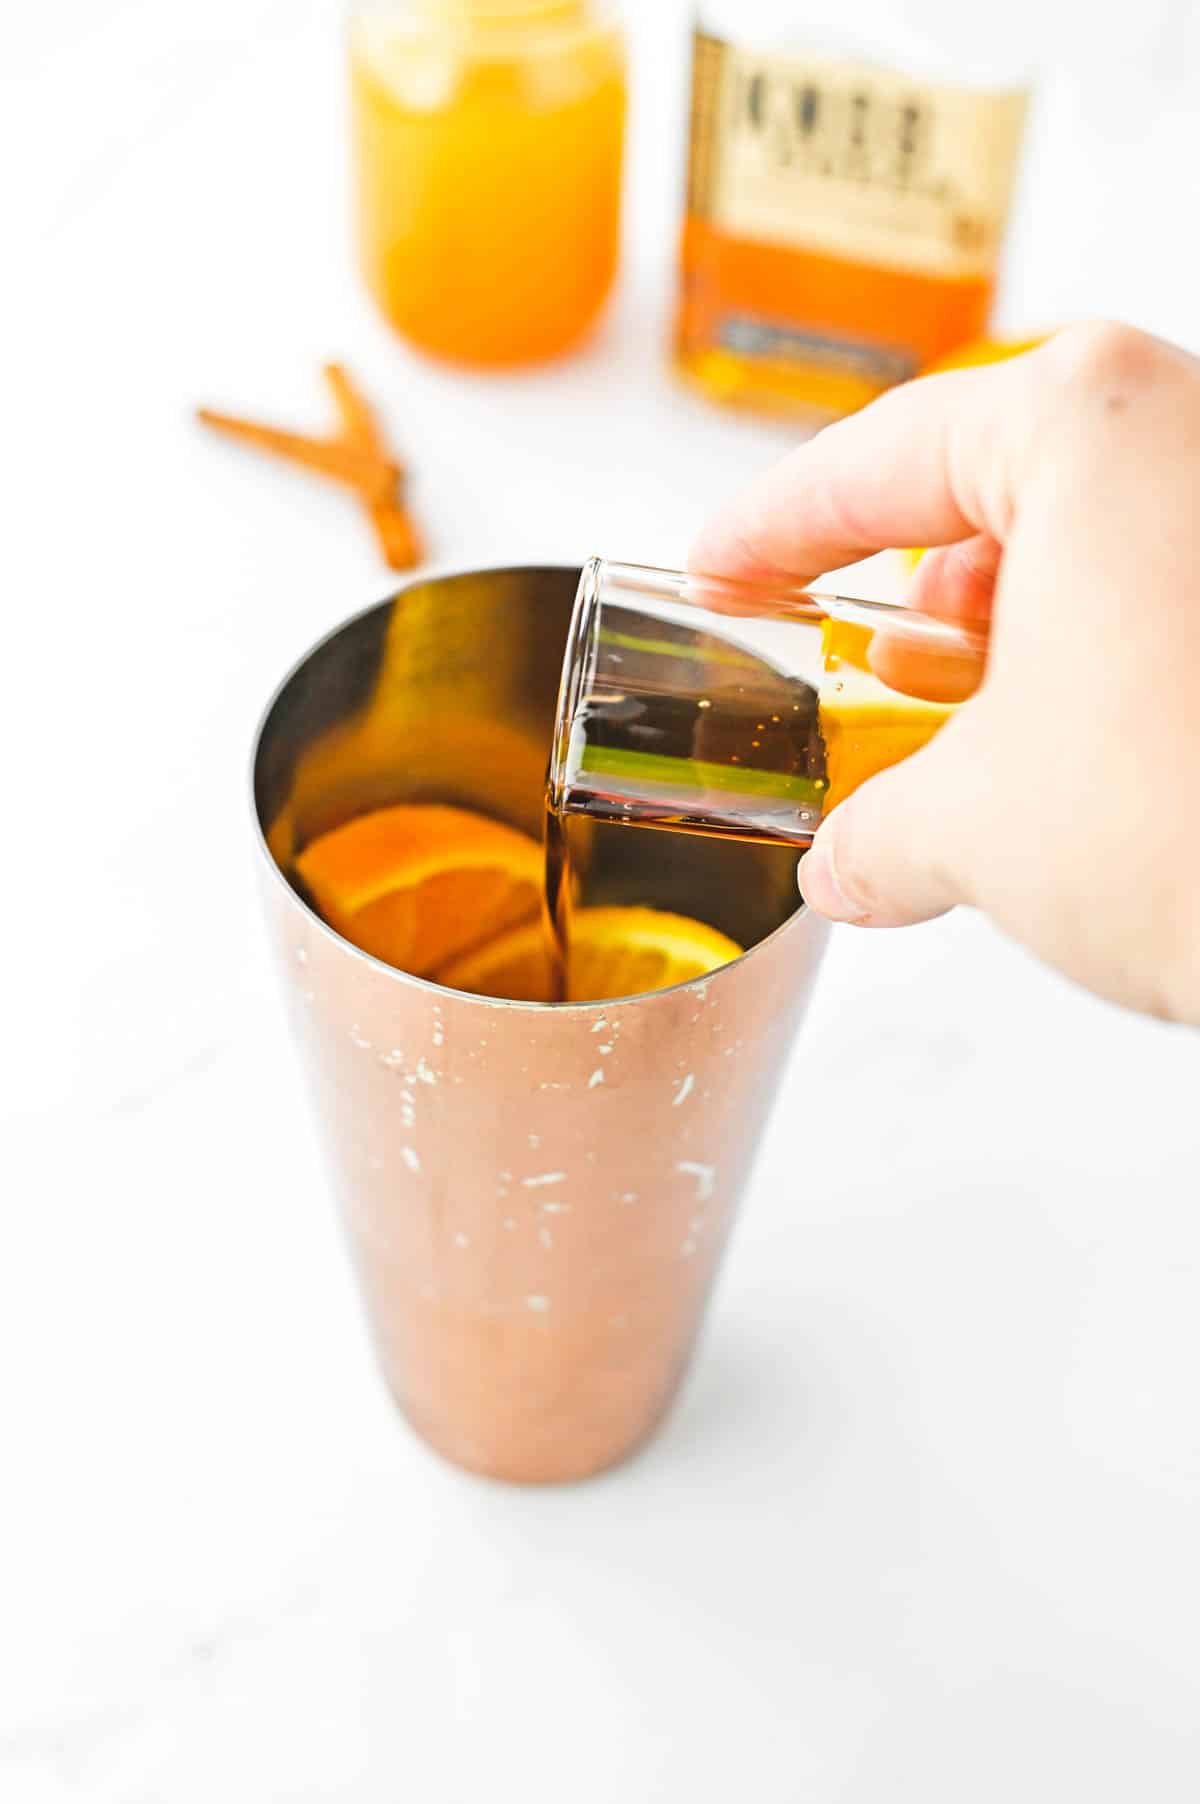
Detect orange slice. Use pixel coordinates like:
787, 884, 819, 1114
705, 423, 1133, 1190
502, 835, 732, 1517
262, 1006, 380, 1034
295, 804, 543, 976
821, 618, 874, 674
820, 663, 952, 812
921, 332, 1047, 377
568, 908, 743, 1000
820, 696, 952, 811
437, 919, 556, 1002
440, 906, 744, 1003
819, 620, 957, 808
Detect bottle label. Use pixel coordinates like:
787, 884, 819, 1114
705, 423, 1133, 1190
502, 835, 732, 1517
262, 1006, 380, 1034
718, 315, 916, 386
687, 33, 1027, 280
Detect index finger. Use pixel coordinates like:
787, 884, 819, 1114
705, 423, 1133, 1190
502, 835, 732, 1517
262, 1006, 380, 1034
688, 349, 1048, 586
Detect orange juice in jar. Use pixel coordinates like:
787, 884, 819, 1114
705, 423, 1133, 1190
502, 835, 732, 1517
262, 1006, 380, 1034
349, 1, 627, 367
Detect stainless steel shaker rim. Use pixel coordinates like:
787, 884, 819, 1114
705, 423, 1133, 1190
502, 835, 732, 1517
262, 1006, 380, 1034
248, 562, 811, 1016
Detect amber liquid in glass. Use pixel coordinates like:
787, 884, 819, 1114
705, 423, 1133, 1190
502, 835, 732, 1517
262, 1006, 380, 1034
543, 602, 959, 995
542, 616, 828, 996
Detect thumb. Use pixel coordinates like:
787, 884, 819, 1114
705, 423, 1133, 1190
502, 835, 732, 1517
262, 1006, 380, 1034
797, 720, 984, 928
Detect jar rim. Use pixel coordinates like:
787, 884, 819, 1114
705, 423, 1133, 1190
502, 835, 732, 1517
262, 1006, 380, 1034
351, 0, 622, 36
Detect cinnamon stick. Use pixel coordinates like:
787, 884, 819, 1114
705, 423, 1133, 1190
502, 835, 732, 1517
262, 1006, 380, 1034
324, 363, 386, 455
196, 408, 398, 499
324, 364, 423, 571
196, 369, 424, 572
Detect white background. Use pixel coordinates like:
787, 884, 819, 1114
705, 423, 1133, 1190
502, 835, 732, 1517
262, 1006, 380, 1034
4, 2, 1200, 1798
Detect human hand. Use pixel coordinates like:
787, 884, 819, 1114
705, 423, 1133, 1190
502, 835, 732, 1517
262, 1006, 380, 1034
690, 323, 1200, 1023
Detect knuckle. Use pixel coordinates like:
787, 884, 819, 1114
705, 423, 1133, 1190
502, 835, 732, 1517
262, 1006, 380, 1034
1047, 319, 1166, 396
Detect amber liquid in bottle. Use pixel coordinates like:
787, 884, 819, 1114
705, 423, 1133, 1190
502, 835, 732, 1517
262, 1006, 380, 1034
676, 217, 997, 418
674, 30, 1028, 420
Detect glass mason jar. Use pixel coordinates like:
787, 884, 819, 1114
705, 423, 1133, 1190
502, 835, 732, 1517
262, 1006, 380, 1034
675, 0, 1032, 420
348, 1, 627, 367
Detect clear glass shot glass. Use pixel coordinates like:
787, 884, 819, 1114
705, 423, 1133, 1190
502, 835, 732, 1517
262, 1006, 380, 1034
548, 557, 987, 849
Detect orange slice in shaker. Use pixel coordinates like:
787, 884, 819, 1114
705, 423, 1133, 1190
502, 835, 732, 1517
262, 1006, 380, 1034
296, 804, 543, 976
438, 919, 556, 1002
568, 908, 743, 1001
441, 907, 744, 1003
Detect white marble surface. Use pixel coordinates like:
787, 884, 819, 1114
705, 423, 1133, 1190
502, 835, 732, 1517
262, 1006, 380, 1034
5, 3, 1200, 1798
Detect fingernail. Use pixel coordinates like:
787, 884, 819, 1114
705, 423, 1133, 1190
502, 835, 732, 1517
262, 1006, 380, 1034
797, 838, 869, 923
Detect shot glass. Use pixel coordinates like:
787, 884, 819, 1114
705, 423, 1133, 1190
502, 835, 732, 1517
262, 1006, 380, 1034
252, 566, 828, 1484
549, 557, 987, 848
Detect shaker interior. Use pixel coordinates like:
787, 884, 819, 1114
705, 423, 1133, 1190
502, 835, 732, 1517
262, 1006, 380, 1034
253, 566, 804, 954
